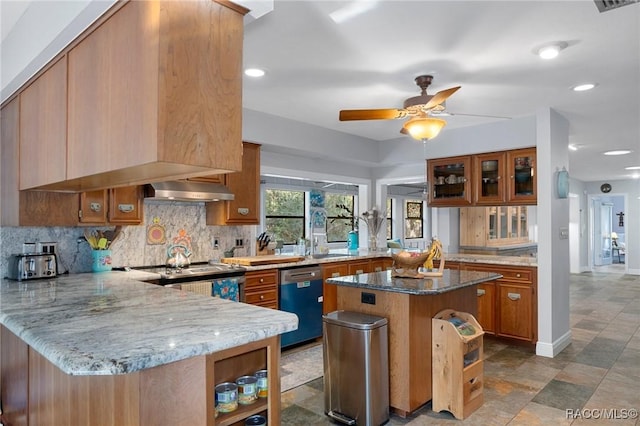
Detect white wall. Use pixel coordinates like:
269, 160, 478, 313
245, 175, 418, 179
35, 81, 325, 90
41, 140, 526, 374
535, 108, 571, 357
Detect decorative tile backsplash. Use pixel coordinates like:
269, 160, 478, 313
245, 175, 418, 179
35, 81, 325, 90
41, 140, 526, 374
0, 200, 256, 276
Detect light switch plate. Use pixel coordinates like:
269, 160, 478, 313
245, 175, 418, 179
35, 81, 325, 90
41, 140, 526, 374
559, 227, 569, 239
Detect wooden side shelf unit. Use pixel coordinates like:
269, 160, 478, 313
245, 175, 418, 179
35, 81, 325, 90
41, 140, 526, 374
432, 309, 484, 420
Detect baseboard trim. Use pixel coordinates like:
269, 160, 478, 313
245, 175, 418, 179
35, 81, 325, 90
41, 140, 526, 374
627, 268, 640, 276
536, 330, 572, 358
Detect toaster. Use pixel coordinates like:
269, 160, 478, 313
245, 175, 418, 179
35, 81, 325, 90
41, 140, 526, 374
7, 253, 58, 281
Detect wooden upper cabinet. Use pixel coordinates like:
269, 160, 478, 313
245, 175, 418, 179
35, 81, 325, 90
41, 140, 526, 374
473, 152, 506, 205
108, 186, 143, 224
40, 0, 246, 191
79, 186, 144, 225
427, 156, 472, 207
207, 142, 261, 225
428, 148, 536, 207
19, 57, 67, 189
506, 148, 537, 204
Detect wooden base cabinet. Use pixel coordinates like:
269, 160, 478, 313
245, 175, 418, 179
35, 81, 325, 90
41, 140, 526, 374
1, 325, 281, 426
244, 269, 278, 309
461, 263, 536, 343
321, 262, 349, 314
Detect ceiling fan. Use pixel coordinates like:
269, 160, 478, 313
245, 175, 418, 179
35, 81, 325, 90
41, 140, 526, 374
339, 75, 461, 140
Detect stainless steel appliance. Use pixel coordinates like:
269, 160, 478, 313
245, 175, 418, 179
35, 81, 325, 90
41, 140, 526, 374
139, 263, 246, 301
279, 265, 323, 348
6, 253, 58, 281
323, 310, 389, 426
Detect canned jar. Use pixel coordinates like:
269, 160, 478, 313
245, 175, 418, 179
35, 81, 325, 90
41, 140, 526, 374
245, 414, 267, 425
255, 369, 268, 398
236, 375, 258, 405
215, 382, 238, 413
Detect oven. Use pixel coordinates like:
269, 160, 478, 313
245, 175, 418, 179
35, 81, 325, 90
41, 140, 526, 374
140, 263, 246, 302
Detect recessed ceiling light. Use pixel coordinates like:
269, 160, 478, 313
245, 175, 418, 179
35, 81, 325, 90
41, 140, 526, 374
625, 166, 640, 170
572, 83, 597, 92
535, 41, 568, 59
244, 68, 265, 77
603, 150, 632, 156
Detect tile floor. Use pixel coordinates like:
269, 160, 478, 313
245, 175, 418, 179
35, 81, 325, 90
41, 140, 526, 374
281, 268, 640, 425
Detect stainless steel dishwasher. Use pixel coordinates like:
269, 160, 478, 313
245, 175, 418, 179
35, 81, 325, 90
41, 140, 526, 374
279, 265, 323, 348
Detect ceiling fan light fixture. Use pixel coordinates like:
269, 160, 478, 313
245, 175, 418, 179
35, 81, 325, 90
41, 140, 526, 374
403, 116, 446, 141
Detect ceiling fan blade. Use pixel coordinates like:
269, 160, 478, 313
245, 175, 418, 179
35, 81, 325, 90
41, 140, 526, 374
423, 86, 461, 111
339, 108, 405, 121
432, 111, 512, 119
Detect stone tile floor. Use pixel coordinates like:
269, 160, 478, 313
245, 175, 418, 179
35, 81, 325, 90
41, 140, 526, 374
281, 269, 640, 425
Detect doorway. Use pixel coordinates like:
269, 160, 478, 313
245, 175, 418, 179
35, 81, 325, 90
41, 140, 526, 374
589, 194, 627, 273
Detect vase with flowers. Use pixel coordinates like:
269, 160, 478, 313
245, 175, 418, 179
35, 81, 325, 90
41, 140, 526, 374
359, 206, 386, 251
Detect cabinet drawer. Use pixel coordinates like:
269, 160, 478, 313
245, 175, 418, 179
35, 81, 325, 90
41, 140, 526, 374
495, 268, 532, 283
244, 287, 278, 305
462, 264, 533, 284
245, 271, 278, 288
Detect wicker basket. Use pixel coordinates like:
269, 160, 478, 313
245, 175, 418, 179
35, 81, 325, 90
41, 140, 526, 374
391, 251, 445, 278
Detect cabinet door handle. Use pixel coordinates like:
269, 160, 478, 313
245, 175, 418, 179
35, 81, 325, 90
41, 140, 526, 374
118, 204, 135, 213
507, 292, 521, 301
237, 208, 249, 215
477, 289, 486, 296
332, 272, 341, 277
355, 269, 364, 274
90, 202, 102, 212
374, 267, 382, 272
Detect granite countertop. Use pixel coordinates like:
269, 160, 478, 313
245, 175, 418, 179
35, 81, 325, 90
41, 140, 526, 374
0, 272, 298, 376
326, 269, 502, 295
224, 249, 537, 272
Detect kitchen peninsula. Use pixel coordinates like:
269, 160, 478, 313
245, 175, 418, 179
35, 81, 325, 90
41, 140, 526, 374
327, 269, 501, 417
0, 272, 297, 426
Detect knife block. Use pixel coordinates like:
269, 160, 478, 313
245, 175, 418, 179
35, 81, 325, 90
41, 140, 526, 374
255, 242, 276, 256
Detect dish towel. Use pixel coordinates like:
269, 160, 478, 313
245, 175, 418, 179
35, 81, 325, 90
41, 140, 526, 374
213, 278, 239, 302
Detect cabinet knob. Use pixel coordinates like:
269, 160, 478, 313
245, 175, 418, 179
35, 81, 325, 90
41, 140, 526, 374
507, 292, 521, 301
516, 273, 521, 278
260, 295, 264, 300
374, 267, 382, 272
259, 278, 264, 283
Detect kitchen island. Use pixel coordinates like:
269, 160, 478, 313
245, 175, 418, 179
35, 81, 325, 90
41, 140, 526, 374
326, 268, 501, 417
0, 273, 297, 426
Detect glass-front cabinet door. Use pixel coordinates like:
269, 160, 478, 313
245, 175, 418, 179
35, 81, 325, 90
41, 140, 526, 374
427, 156, 472, 206
506, 148, 536, 204
486, 206, 529, 245
474, 152, 506, 205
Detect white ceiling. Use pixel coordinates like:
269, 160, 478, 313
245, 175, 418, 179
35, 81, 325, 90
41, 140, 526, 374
2, 0, 639, 183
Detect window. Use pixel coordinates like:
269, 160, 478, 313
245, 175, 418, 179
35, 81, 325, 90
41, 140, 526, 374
264, 189, 305, 244
404, 199, 424, 239
326, 193, 355, 243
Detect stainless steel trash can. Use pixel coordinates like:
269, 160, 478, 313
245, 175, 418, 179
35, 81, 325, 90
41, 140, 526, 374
323, 310, 389, 426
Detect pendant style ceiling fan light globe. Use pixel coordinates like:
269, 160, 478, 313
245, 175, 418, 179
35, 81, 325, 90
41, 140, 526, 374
403, 115, 447, 141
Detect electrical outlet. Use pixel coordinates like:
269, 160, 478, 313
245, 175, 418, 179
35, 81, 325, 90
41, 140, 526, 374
235, 238, 244, 247
213, 237, 219, 249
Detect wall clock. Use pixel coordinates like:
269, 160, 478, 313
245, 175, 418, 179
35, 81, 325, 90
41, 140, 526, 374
600, 183, 612, 193
557, 168, 569, 199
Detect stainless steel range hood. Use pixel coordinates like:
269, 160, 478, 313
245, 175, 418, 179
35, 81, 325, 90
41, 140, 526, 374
144, 181, 234, 202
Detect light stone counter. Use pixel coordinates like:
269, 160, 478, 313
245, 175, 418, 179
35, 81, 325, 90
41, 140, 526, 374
0, 272, 298, 376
